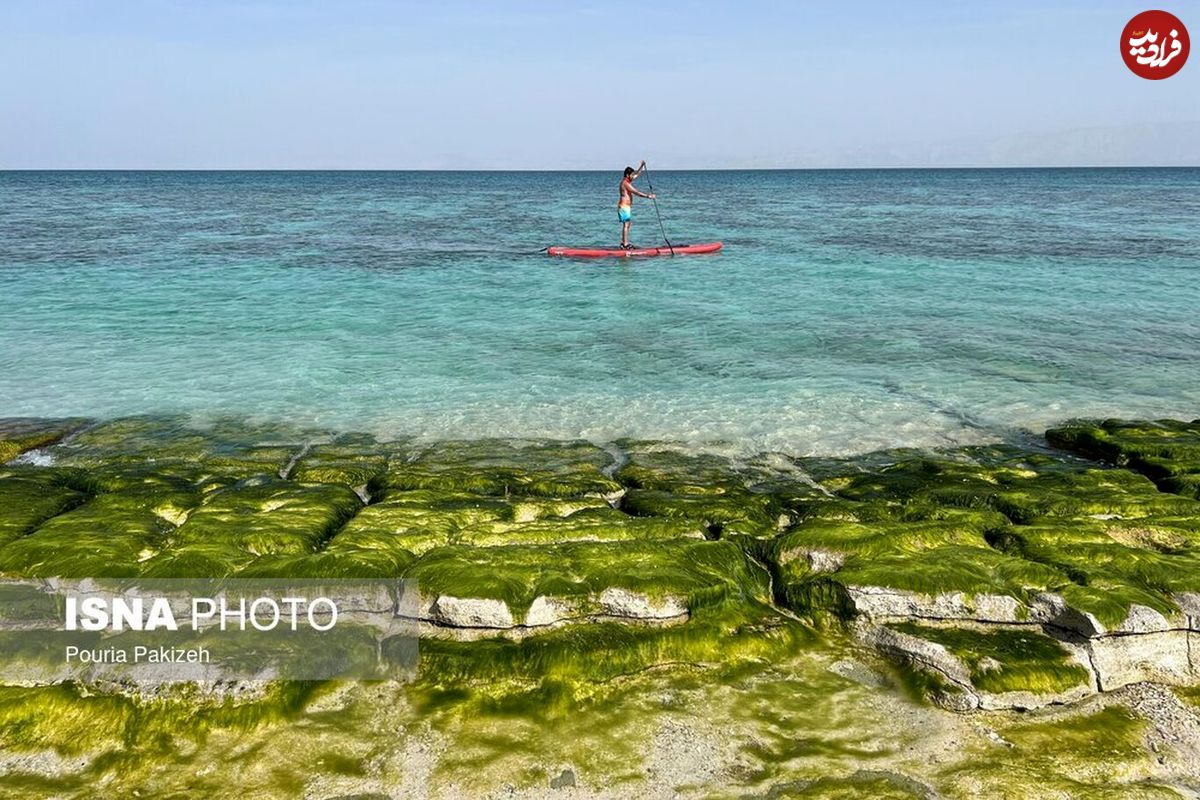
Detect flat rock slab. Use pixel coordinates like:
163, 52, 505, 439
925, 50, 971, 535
404, 538, 765, 630
859, 621, 1095, 710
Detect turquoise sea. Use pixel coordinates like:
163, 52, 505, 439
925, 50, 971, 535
1, 169, 1197, 454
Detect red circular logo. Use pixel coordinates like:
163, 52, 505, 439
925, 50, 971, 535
1122, 10, 1189, 79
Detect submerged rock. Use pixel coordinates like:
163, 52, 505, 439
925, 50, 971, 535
383, 439, 623, 498
0, 417, 90, 463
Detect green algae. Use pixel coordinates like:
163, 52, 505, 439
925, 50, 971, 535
170, 481, 362, 557
764, 513, 1067, 619
1160, 473, 1200, 500
45, 415, 231, 463
0, 680, 338, 798
0, 642, 1179, 799
989, 468, 1199, 524
340, 490, 511, 552
812, 445, 1199, 524
823, 453, 1024, 504
456, 507, 705, 548
1176, 685, 1200, 711
1049, 419, 1200, 501
889, 623, 1090, 695
1049, 419, 1200, 469
4, 416, 1199, 796
989, 519, 1200, 626
405, 538, 768, 618
412, 601, 810, 718
0, 418, 89, 463
0, 470, 88, 546
884, 652, 965, 707
836, 546, 1065, 604
46, 416, 313, 489
338, 491, 636, 553
0, 486, 199, 577
129, 481, 363, 578
727, 658, 908, 783
415, 676, 652, 795
384, 439, 621, 498
762, 774, 927, 799
772, 511, 1011, 560
288, 445, 388, 491
137, 540, 257, 579
0, 680, 318, 756
937, 705, 1179, 799
238, 547, 416, 578
615, 444, 750, 494
622, 487, 782, 537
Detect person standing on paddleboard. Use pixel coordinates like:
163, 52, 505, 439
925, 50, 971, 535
618, 160, 655, 249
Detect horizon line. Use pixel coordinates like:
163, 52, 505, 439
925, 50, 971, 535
2, 164, 1198, 172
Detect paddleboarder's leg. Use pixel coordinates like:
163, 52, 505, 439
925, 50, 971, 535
618, 204, 632, 247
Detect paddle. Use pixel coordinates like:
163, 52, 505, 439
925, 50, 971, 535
640, 161, 675, 256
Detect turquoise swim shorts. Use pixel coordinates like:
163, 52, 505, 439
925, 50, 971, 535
617, 205, 632, 223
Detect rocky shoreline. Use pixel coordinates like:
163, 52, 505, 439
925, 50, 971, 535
1, 414, 1199, 797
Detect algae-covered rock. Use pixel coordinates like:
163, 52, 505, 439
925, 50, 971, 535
989, 468, 1200, 523
168, 480, 363, 558
817, 447, 1198, 523
0, 487, 188, 577
0, 469, 88, 545
338, 490, 620, 554
383, 439, 621, 498
237, 547, 416, 579
615, 443, 750, 494
404, 539, 768, 630
991, 518, 1200, 630
1049, 418, 1200, 499
45, 415, 225, 464
622, 487, 783, 538
46, 416, 306, 482
821, 451, 1026, 505
134, 481, 363, 578
288, 444, 388, 492
765, 774, 928, 799
138, 541, 256, 579
866, 621, 1093, 709
765, 512, 1070, 621
456, 507, 705, 548
0, 417, 90, 463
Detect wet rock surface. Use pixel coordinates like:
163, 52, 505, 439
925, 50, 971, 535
2, 415, 1200, 796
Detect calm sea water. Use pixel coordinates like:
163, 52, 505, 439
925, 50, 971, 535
1, 169, 1197, 454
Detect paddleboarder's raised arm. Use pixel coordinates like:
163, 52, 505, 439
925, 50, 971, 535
627, 161, 653, 197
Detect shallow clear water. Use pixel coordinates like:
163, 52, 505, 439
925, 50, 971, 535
1, 169, 1197, 454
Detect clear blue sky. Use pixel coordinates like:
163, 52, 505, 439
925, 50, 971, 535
1, 0, 1196, 168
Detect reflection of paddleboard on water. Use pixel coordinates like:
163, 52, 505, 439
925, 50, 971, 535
546, 242, 723, 258
546, 161, 721, 259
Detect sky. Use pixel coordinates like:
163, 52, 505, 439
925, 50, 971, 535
0, 0, 1197, 169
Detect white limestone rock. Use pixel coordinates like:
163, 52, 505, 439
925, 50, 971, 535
598, 587, 687, 620
1086, 630, 1196, 691
846, 586, 1024, 623
428, 596, 514, 629
523, 595, 579, 627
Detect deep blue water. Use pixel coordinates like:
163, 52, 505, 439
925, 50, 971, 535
1, 169, 1197, 454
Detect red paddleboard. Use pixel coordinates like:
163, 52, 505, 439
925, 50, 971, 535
546, 242, 722, 258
